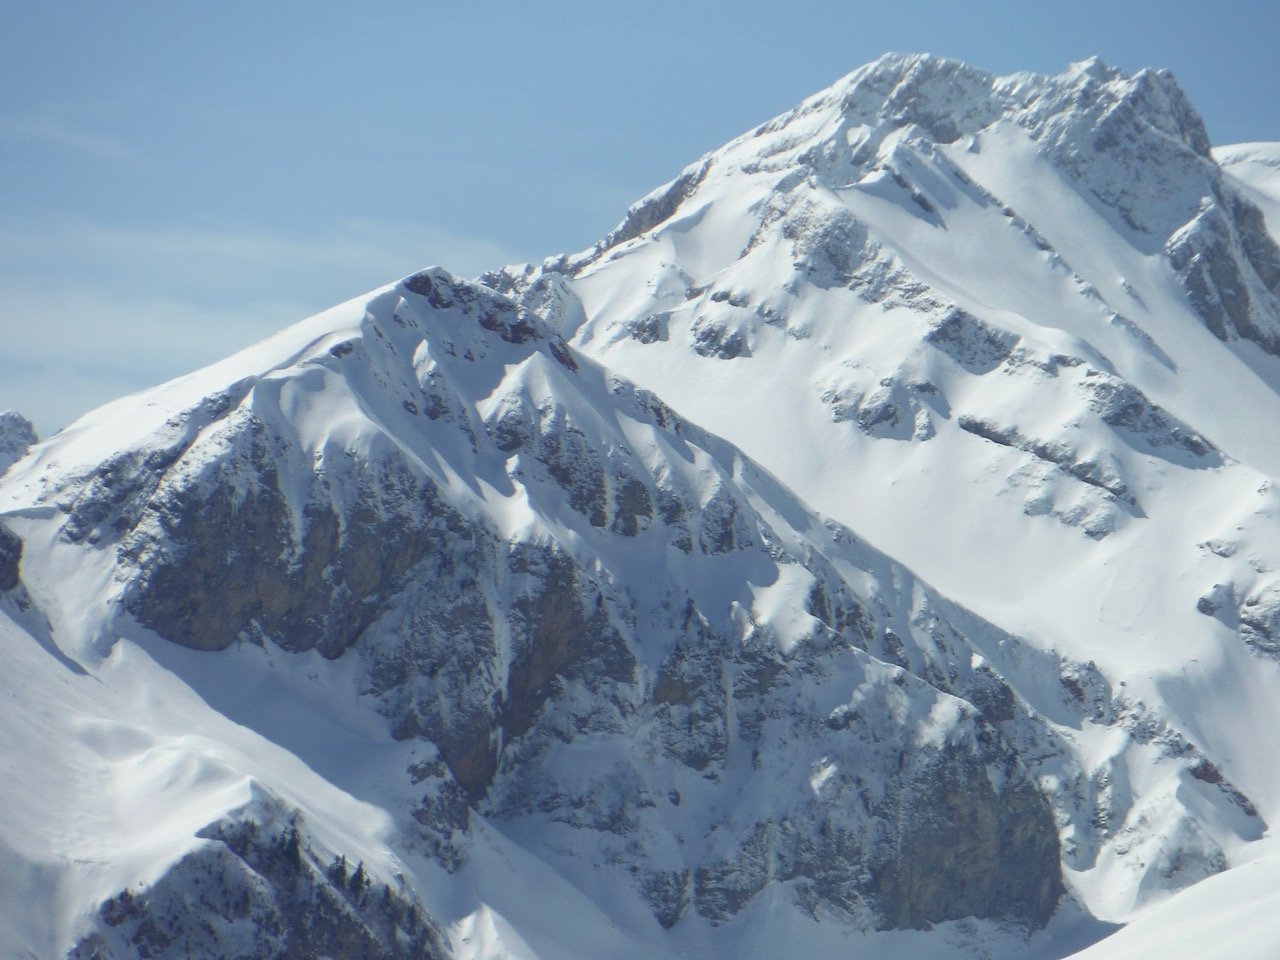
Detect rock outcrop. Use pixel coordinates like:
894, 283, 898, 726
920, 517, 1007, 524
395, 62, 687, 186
0, 410, 37, 476
71, 805, 447, 960
0, 523, 20, 592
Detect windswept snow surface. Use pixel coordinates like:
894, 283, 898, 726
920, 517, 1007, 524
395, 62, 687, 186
4, 55, 1280, 959
1063, 840, 1280, 960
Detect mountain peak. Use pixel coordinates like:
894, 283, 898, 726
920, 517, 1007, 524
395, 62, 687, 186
0, 411, 37, 475
559, 52, 1224, 281
828, 52, 997, 144
1065, 54, 1117, 81
840, 50, 989, 89
825, 53, 1209, 159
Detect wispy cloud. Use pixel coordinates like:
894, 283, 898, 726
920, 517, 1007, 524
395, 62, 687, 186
0, 218, 526, 435
0, 115, 139, 163
0, 218, 521, 298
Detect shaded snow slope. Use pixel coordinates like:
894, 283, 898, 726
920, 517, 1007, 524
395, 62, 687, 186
1063, 840, 1280, 960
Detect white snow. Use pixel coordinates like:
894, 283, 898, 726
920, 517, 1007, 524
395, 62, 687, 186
526, 59, 1280, 950
1063, 841, 1280, 960
1216, 142, 1280, 243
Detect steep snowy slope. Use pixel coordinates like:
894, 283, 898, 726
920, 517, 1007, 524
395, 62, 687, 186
1063, 838, 1280, 960
489, 53, 1280, 938
1217, 141, 1280, 244
0, 268, 1136, 958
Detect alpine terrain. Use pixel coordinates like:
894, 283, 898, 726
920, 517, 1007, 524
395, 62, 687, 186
3, 54, 1280, 959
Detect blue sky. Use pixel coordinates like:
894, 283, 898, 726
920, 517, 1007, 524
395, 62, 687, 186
2, 1, 1278, 433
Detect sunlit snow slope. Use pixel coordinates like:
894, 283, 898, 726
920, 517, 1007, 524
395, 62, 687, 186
491, 53, 1280, 952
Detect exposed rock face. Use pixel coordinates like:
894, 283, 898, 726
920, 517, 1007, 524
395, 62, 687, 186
70, 810, 447, 960
0, 410, 37, 475
598, 160, 712, 256
488, 603, 1067, 929
676, 658, 1063, 930
0, 523, 19, 592
1167, 193, 1280, 353
121, 431, 467, 660
1195, 507, 1280, 664
1239, 582, 1280, 659
869, 744, 1062, 929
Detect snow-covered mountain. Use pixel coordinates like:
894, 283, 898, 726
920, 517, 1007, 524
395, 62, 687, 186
3, 54, 1280, 959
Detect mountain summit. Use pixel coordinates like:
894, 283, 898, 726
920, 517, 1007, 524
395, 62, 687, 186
3, 55, 1280, 960
0, 411, 37, 476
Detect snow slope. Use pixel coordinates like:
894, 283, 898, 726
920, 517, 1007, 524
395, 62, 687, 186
0, 268, 1088, 957
1217, 142, 1280, 242
492, 54, 1280, 948
1063, 839, 1280, 960
3, 55, 1280, 959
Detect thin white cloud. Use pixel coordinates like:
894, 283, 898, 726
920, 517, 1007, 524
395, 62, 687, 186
0, 217, 521, 297
0, 288, 309, 435
0, 115, 138, 163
